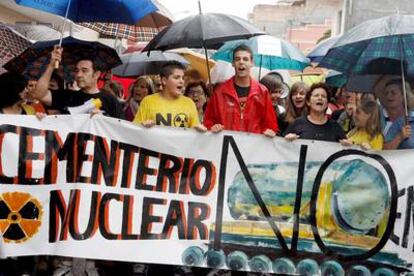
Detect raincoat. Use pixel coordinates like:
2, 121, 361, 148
204, 77, 278, 134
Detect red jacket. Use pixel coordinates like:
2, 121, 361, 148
204, 77, 278, 134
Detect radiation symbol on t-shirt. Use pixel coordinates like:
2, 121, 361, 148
0, 192, 43, 243
174, 113, 189, 128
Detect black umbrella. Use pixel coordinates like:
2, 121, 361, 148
112, 51, 189, 77
144, 13, 265, 50
4, 36, 121, 80
143, 12, 265, 84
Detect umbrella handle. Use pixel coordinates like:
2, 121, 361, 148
53, 45, 62, 69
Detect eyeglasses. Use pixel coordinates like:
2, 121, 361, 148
187, 90, 204, 96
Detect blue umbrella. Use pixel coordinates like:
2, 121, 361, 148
212, 35, 310, 72
325, 70, 347, 87
14, 0, 157, 24
318, 15, 414, 76
325, 71, 389, 92
15, 0, 157, 67
318, 15, 414, 118
307, 36, 340, 63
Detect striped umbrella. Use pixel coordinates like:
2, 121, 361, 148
79, 0, 173, 42
79, 24, 161, 42
319, 15, 414, 76
319, 14, 414, 118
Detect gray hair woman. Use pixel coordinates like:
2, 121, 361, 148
376, 78, 414, 149
124, 76, 154, 121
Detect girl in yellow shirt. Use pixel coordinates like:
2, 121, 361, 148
347, 99, 384, 150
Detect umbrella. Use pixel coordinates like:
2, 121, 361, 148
307, 36, 341, 63
112, 51, 189, 77
143, 13, 264, 51
4, 36, 121, 80
325, 70, 347, 87
12, 24, 68, 41
211, 34, 310, 72
290, 73, 325, 87
123, 42, 148, 54
318, 15, 414, 75
168, 48, 216, 82
143, 12, 265, 84
15, 0, 158, 59
0, 23, 32, 69
14, 0, 158, 24
78, 0, 173, 42
209, 60, 291, 84
79, 24, 160, 43
344, 75, 384, 93
318, 14, 414, 117
210, 60, 269, 84
324, 71, 396, 92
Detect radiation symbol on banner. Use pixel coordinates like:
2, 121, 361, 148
0, 192, 43, 243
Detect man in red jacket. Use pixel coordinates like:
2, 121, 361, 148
204, 45, 278, 136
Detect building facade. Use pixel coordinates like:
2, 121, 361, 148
250, 0, 414, 54
250, 0, 342, 54
342, 0, 414, 31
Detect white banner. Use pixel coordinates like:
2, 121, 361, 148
0, 115, 413, 275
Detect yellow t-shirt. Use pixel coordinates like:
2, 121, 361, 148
347, 129, 384, 150
133, 93, 200, 128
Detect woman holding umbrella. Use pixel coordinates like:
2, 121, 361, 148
377, 79, 414, 149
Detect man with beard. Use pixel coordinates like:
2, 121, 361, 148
204, 45, 278, 136
32, 46, 123, 119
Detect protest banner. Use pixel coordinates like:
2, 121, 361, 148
0, 115, 413, 275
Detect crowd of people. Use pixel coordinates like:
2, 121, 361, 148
1, 42, 414, 276
2, 44, 413, 151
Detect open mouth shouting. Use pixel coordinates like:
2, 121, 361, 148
176, 84, 184, 93
294, 99, 305, 107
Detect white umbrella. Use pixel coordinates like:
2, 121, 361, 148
210, 60, 290, 84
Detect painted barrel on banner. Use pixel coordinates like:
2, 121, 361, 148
181, 158, 410, 274
226, 251, 248, 270
181, 246, 204, 266
227, 159, 390, 234
331, 159, 389, 234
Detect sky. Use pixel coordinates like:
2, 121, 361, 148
158, 0, 280, 20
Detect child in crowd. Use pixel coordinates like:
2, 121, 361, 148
337, 100, 356, 134
347, 99, 384, 150
133, 61, 205, 132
